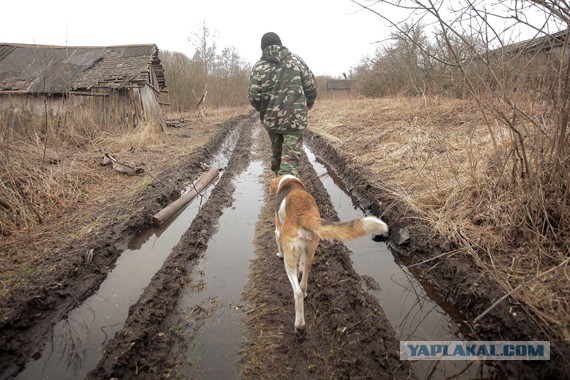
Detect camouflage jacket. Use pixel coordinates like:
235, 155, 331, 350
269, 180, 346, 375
248, 45, 317, 132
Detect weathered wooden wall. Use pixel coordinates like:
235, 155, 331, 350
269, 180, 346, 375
326, 80, 354, 91
0, 84, 166, 134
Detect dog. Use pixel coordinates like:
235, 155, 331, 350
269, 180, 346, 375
269, 174, 389, 338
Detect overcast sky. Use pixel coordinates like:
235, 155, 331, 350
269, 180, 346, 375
2, 1, 561, 77
1, 0, 399, 77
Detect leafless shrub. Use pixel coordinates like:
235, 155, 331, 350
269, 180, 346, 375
351, 0, 569, 341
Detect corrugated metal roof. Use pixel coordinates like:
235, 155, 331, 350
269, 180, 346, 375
0, 43, 166, 94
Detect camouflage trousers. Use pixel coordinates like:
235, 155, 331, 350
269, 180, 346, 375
267, 130, 303, 177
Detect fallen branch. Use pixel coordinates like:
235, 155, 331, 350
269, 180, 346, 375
152, 167, 220, 227
473, 256, 570, 324
195, 91, 207, 111
100, 153, 145, 176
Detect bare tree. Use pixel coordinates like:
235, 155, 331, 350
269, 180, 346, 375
161, 21, 251, 111
188, 20, 218, 76
160, 51, 205, 112
351, 0, 570, 348
352, 0, 568, 175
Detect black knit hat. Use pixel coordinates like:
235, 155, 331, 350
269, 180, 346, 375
261, 32, 282, 50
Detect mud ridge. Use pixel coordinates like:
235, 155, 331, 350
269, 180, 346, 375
0, 114, 250, 379
87, 122, 415, 379
240, 132, 414, 379
87, 119, 254, 379
304, 130, 570, 379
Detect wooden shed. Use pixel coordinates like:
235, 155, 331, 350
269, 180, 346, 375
0, 43, 168, 132
485, 29, 569, 90
326, 79, 354, 92
498, 29, 568, 57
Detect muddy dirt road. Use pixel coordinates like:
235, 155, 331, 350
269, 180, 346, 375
86, 118, 411, 379
1, 112, 567, 379
1, 116, 409, 379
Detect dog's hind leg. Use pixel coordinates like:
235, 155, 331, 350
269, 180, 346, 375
299, 236, 317, 299
275, 228, 284, 258
284, 259, 305, 338
298, 251, 305, 279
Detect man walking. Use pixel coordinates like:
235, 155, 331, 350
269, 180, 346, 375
248, 32, 317, 177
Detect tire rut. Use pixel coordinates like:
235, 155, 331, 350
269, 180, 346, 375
88, 121, 413, 379
240, 132, 413, 379
0, 114, 249, 380
303, 129, 569, 380
88, 119, 255, 379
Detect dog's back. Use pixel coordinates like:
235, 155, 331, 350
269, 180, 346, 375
274, 178, 316, 216
273, 175, 388, 242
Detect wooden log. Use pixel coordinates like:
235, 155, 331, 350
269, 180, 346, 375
152, 167, 220, 227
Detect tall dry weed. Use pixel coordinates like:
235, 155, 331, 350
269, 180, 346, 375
412, 97, 568, 340
0, 106, 153, 238
309, 96, 569, 342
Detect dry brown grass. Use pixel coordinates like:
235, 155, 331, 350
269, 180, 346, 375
1, 96, 567, 343
309, 96, 569, 343
0, 106, 249, 297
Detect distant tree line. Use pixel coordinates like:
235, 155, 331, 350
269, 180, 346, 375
353, 22, 488, 98
160, 21, 345, 112
160, 21, 252, 112
351, 0, 567, 101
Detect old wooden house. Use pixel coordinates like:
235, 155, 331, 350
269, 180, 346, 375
499, 29, 568, 57
0, 43, 168, 131
473, 29, 569, 93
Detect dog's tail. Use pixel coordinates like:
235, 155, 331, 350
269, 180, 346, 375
312, 216, 388, 242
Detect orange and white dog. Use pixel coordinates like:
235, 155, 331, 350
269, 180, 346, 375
269, 174, 389, 338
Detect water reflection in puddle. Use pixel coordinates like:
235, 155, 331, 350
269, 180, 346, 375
14, 130, 242, 380
15, 189, 218, 380
304, 146, 492, 380
175, 160, 265, 379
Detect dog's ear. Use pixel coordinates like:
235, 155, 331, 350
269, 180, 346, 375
269, 176, 282, 195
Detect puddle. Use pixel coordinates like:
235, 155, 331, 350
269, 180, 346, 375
209, 128, 240, 169
14, 130, 241, 380
304, 146, 493, 380
175, 159, 264, 379
13, 124, 495, 379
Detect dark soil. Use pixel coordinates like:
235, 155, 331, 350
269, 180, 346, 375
304, 130, 570, 380
0, 115, 243, 379
88, 117, 256, 379
239, 136, 412, 379
1, 113, 567, 380
86, 120, 413, 379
